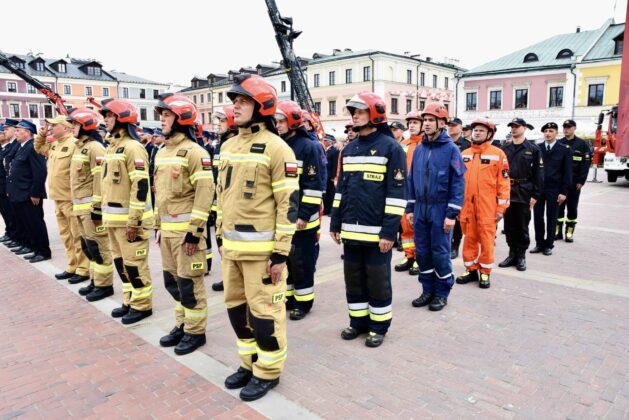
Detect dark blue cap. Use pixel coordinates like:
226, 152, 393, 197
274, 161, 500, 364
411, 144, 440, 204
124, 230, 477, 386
17, 119, 37, 134
142, 127, 154, 135
153, 128, 163, 136
507, 118, 534, 130
447, 117, 463, 126
562, 119, 576, 127
4, 118, 19, 127
389, 121, 406, 130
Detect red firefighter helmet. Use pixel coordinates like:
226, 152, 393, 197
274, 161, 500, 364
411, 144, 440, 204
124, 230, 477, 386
99, 99, 138, 124
405, 110, 422, 122
194, 122, 203, 140
275, 100, 303, 130
346, 92, 387, 124
470, 117, 496, 141
214, 105, 236, 130
67, 108, 100, 131
155, 93, 198, 126
227, 74, 277, 117
420, 102, 449, 122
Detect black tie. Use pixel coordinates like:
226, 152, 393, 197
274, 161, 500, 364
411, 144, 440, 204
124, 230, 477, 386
547, 144, 551, 152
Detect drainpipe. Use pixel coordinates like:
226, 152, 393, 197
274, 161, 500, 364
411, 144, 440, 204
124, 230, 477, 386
569, 64, 577, 120
454, 71, 461, 117
368, 54, 375, 92
416, 61, 422, 109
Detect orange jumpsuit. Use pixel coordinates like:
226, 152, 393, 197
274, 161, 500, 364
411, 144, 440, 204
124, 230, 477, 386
400, 135, 422, 260
460, 142, 511, 274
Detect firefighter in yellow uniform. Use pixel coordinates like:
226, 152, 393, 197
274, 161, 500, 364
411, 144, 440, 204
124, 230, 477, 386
217, 75, 298, 402
66, 108, 115, 301
153, 94, 214, 355
35, 116, 90, 283
99, 99, 153, 324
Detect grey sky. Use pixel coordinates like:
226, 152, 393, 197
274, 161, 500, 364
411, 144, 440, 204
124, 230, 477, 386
3, 0, 626, 86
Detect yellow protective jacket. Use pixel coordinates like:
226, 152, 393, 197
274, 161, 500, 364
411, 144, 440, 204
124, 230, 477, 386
216, 122, 299, 260
100, 129, 154, 228
70, 135, 106, 216
153, 132, 214, 239
34, 132, 76, 201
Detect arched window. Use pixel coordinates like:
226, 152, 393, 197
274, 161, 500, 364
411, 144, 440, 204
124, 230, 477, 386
556, 49, 573, 59
523, 53, 539, 63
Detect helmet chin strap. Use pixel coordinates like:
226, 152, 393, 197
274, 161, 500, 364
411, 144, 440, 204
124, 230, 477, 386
352, 121, 373, 133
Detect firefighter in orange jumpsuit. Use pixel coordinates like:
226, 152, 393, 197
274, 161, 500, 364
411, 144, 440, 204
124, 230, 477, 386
456, 118, 510, 289
394, 111, 422, 276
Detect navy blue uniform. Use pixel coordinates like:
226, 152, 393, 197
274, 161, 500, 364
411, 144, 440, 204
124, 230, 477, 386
323, 145, 340, 215
285, 129, 323, 313
534, 141, 572, 250
406, 129, 465, 299
502, 140, 544, 254
0, 140, 18, 241
557, 136, 591, 237
6, 139, 51, 258
331, 129, 407, 335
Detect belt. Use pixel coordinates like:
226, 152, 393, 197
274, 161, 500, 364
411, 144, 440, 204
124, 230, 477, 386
510, 178, 529, 185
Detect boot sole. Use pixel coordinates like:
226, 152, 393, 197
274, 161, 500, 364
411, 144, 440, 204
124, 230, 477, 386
239, 380, 279, 401
174, 341, 206, 356
121, 311, 152, 325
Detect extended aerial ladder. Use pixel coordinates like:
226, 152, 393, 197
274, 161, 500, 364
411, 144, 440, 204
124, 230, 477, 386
264, 0, 325, 141
0, 51, 68, 116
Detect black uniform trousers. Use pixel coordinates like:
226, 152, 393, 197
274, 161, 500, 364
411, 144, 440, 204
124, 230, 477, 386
12, 199, 50, 257
452, 219, 463, 248
286, 229, 317, 313
0, 194, 16, 239
504, 202, 531, 252
534, 190, 560, 250
323, 179, 335, 215
343, 243, 392, 335
558, 185, 581, 227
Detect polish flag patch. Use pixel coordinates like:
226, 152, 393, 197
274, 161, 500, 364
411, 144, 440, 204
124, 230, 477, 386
134, 159, 145, 166
201, 158, 212, 166
285, 162, 298, 177
95, 156, 104, 165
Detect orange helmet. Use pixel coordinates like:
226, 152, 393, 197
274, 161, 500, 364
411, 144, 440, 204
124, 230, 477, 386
99, 99, 138, 124
405, 110, 422, 122
421, 102, 449, 122
194, 122, 203, 140
155, 94, 197, 126
227, 74, 277, 117
346, 92, 387, 125
275, 100, 303, 130
214, 105, 236, 130
470, 117, 496, 141
67, 108, 100, 131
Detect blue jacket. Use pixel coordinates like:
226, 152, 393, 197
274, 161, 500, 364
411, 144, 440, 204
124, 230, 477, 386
285, 129, 323, 231
406, 129, 465, 220
307, 131, 328, 190
6, 139, 48, 202
331, 129, 407, 244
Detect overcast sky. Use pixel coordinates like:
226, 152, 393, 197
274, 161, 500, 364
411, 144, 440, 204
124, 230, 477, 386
3, 0, 626, 86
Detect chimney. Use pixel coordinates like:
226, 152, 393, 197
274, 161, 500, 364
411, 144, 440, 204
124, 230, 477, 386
576, 26, 581, 33
333, 48, 341, 55
344, 48, 352, 52
426, 57, 432, 62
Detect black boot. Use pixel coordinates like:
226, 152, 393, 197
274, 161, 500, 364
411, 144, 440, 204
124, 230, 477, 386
409, 260, 420, 276
516, 250, 527, 271
479, 273, 491, 289
429, 296, 447, 311
225, 367, 253, 389
498, 249, 517, 267
79, 280, 95, 296
456, 270, 479, 284
211, 280, 224, 291
68, 274, 90, 284
450, 243, 460, 259
529, 246, 543, 254
394, 257, 414, 272
341, 326, 366, 340
365, 332, 385, 348
174, 333, 206, 355
555, 222, 564, 240
55, 271, 75, 280
14, 246, 33, 255
86, 286, 114, 302
289, 308, 307, 321
239, 376, 279, 402
111, 304, 130, 318
565, 225, 575, 243
412, 293, 433, 308
160, 325, 185, 347
121, 308, 152, 325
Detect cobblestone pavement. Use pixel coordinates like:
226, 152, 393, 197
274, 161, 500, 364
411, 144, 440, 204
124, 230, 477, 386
1, 175, 628, 419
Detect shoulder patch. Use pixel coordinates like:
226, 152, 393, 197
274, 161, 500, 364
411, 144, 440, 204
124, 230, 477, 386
61, 146, 69, 152
285, 162, 298, 177
177, 149, 188, 157
307, 165, 317, 178
201, 157, 212, 170
134, 158, 145, 170
251, 143, 266, 154
116, 147, 125, 154
369, 149, 377, 156
463, 156, 471, 162
95, 156, 104, 166
525, 151, 533, 155
81, 148, 88, 154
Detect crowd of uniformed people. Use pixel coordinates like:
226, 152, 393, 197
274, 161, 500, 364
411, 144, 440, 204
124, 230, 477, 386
0, 74, 592, 401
